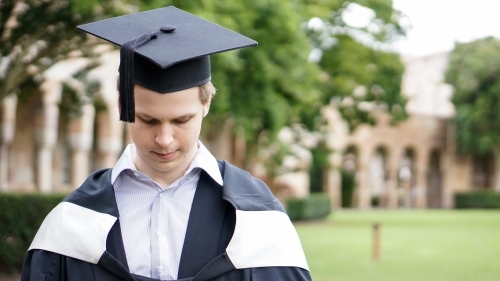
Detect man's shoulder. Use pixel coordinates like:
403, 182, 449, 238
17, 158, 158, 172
217, 160, 267, 188
64, 168, 117, 215
27, 169, 118, 265
218, 160, 285, 212
217, 161, 310, 275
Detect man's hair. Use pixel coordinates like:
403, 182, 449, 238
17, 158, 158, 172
199, 81, 216, 105
116, 76, 216, 104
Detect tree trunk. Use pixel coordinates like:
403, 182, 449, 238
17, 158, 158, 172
493, 148, 500, 192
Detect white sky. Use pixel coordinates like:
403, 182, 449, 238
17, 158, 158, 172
391, 0, 500, 57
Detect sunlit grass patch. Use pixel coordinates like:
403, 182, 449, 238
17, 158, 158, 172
295, 210, 500, 281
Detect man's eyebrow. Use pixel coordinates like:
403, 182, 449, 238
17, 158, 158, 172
135, 112, 195, 120
174, 113, 195, 119
136, 112, 156, 119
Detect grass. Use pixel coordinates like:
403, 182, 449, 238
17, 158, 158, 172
295, 210, 500, 281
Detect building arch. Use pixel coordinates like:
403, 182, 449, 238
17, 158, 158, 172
398, 147, 417, 208
341, 145, 358, 208
368, 145, 389, 208
427, 149, 443, 208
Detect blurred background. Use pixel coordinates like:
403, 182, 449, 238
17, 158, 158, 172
1, 0, 500, 280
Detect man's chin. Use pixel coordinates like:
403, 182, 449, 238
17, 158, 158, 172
150, 162, 178, 173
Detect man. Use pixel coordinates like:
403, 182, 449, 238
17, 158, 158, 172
21, 6, 312, 281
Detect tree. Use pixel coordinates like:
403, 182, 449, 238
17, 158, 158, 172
299, 0, 408, 194
156, 0, 409, 170
1, 0, 322, 172
133, 0, 410, 173
303, 0, 408, 128
0, 0, 134, 100
445, 36, 500, 190
3, 0, 408, 176
318, 34, 407, 127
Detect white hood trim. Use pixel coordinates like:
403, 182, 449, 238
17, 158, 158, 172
29, 202, 117, 264
226, 210, 309, 271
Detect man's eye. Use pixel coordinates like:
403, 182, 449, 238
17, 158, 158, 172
175, 117, 191, 124
139, 117, 156, 124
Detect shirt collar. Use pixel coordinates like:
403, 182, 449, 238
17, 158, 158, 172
111, 141, 223, 186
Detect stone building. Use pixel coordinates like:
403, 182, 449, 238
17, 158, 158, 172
324, 52, 498, 209
0, 50, 496, 210
0, 49, 123, 192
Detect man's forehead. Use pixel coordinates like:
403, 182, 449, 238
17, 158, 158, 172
133, 85, 203, 108
133, 84, 201, 96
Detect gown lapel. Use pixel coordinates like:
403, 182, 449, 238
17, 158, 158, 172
95, 219, 135, 281
177, 169, 235, 279
74, 169, 134, 281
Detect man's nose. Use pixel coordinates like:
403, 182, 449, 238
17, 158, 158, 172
155, 124, 174, 147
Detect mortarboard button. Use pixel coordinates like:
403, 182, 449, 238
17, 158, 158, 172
161, 25, 176, 33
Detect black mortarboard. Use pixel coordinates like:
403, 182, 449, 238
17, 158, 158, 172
77, 6, 257, 122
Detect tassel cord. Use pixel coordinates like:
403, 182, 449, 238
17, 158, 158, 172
119, 31, 161, 122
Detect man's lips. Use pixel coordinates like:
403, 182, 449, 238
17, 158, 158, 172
153, 150, 177, 161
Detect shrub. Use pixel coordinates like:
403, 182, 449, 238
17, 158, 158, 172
286, 193, 331, 221
0, 192, 66, 274
454, 191, 500, 209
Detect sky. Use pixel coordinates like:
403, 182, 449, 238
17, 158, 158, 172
391, 0, 500, 57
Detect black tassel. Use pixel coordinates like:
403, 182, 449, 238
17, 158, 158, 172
119, 32, 160, 122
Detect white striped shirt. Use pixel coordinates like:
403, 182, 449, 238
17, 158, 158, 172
111, 142, 223, 280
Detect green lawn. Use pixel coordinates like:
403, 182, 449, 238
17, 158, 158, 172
295, 210, 500, 281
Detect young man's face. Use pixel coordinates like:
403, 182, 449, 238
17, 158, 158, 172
128, 85, 209, 180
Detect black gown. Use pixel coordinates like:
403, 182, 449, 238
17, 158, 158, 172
21, 161, 312, 281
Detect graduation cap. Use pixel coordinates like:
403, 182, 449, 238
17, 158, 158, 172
77, 6, 257, 122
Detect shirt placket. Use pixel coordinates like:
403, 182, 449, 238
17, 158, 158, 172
150, 190, 170, 279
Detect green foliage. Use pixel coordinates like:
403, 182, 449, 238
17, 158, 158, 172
214, 1, 322, 142
454, 191, 500, 209
304, 0, 407, 46
71, 0, 101, 16
134, 0, 323, 172
3, 0, 408, 173
445, 37, 500, 155
304, 1, 408, 129
0, 192, 66, 274
152, 1, 407, 153
286, 193, 331, 221
58, 62, 102, 120
0, 0, 128, 99
321, 36, 407, 128
138, 0, 320, 144
340, 169, 355, 207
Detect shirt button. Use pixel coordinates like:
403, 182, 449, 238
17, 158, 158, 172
133, 172, 139, 177
158, 266, 163, 273
157, 230, 161, 235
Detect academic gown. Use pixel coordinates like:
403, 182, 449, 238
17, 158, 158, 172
21, 161, 312, 281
